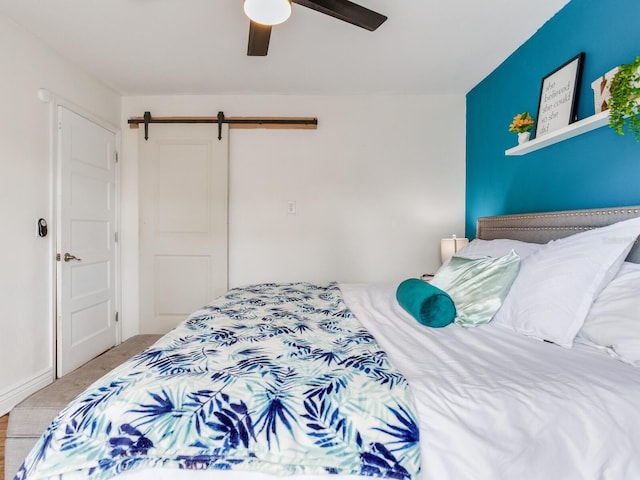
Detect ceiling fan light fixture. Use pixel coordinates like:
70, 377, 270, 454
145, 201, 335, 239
244, 0, 292, 26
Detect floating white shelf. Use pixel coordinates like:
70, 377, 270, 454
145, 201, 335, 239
505, 110, 610, 156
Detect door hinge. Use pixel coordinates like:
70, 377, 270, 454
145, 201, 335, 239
115, 232, 118, 243
115, 151, 119, 163
115, 312, 119, 323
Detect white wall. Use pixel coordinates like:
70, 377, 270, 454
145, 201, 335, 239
0, 12, 467, 412
121, 95, 466, 337
0, 14, 120, 415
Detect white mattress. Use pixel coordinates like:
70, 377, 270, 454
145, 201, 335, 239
73, 283, 640, 480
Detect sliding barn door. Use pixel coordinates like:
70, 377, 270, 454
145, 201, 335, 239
139, 124, 229, 334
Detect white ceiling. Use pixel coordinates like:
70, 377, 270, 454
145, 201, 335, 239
0, 0, 571, 96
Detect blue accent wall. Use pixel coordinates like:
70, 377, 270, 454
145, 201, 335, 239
465, 0, 640, 237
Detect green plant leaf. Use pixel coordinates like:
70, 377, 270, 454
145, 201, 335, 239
608, 55, 640, 141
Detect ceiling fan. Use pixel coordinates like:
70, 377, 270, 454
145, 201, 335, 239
244, 0, 387, 56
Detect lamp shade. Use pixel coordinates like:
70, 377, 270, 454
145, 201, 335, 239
244, 0, 292, 25
440, 235, 469, 264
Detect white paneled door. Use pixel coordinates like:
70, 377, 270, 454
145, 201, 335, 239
57, 106, 118, 377
139, 124, 229, 334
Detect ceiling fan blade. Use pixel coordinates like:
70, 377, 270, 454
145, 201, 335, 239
292, 0, 387, 31
247, 21, 272, 56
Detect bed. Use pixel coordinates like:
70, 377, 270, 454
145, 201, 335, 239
13, 206, 640, 480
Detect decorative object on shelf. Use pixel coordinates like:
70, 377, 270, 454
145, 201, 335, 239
517, 131, 531, 145
509, 112, 535, 144
440, 235, 469, 264
591, 66, 620, 113
535, 52, 585, 138
608, 55, 640, 142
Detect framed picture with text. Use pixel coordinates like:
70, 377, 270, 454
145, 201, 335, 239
535, 52, 585, 138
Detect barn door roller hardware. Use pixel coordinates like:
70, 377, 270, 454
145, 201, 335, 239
128, 111, 318, 140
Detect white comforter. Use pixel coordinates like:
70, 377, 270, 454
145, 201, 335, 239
80, 283, 640, 480
343, 283, 640, 480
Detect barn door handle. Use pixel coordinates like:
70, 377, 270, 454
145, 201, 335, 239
63, 253, 82, 262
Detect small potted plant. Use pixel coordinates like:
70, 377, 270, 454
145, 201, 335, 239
608, 55, 640, 141
509, 112, 535, 144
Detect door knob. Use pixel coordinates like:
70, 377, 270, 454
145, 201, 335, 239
64, 253, 82, 262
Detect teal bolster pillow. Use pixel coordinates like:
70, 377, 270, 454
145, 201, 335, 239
396, 278, 456, 328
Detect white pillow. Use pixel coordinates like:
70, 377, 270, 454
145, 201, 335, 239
579, 262, 640, 366
493, 216, 640, 347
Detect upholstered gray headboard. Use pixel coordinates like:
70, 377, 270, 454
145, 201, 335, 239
476, 206, 640, 263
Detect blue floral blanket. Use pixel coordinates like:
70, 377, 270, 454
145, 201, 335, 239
16, 283, 420, 480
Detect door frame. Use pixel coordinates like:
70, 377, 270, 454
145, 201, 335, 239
48, 93, 122, 378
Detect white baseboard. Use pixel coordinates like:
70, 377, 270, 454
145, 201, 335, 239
0, 368, 54, 416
